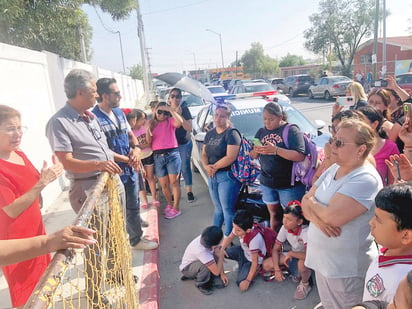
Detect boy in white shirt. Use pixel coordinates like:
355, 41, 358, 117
179, 226, 228, 295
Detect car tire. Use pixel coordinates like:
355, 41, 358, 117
289, 88, 295, 97
191, 159, 199, 173
324, 91, 331, 100
309, 90, 314, 99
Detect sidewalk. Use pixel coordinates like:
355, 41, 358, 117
0, 190, 160, 309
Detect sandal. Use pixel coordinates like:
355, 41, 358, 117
140, 202, 149, 209
294, 282, 311, 300
152, 200, 160, 207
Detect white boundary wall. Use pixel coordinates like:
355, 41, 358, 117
0, 43, 145, 211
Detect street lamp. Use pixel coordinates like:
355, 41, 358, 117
205, 29, 224, 68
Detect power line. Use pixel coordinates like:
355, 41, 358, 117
143, 0, 211, 15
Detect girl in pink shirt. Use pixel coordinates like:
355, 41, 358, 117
149, 102, 183, 219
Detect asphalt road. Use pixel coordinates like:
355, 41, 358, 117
158, 95, 334, 309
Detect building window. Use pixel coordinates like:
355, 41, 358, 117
360, 54, 372, 64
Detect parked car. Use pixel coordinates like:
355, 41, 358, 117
308, 76, 352, 100
277, 74, 314, 97
182, 93, 210, 118
229, 82, 281, 102
191, 98, 328, 185
221, 79, 232, 91
268, 78, 284, 90
227, 79, 254, 91
206, 85, 235, 103
396, 72, 412, 94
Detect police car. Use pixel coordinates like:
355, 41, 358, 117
190, 98, 328, 185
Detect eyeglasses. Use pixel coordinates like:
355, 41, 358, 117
330, 137, 358, 148
110, 91, 121, 97
0, 126, 27, 135
170, 94, 182, 99
157, 110, 171, 116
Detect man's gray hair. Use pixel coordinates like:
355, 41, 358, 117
64, 69, 95, 99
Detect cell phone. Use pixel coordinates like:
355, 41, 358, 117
373, 79, 388, 87
404, 103, 412, 132
337, 96, 355, 106
252, 138, 262, 146
394, 160, 401, 181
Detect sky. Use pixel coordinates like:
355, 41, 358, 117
82, 0, 412, 75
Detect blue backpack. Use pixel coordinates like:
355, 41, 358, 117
282, 124, 319, 189
231, 129, 261, 185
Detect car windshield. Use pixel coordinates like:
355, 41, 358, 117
208, 86, 226, 93
229, 105, 316, 140
331, 77, 351, 83
183, 94, 204, 107
244, 84, 274, 93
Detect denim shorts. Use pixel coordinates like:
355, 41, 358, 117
260, 183, 306, 208
153, 149, 182, 178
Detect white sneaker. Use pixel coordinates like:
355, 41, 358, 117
132, 238, 158, 250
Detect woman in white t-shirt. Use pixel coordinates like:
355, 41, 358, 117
302, 119, 383, 309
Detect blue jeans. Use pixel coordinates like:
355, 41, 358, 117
208, 170, 241, 236
178, 140, 193, 187
261, 183, 306, 208
123, 177, 143, 246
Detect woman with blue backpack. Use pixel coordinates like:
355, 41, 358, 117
201, 104, 242, 236
250, 102, 307, 232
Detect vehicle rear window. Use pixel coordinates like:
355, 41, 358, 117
298, 76, 313, 82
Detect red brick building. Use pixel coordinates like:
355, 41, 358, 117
354, 36, 412, 78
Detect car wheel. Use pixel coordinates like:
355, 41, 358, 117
324, 91, 331, 100
309, 90, 314, 99
289, 88, 295, 97
191, 159, 199, 173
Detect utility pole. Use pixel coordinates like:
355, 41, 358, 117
136, 0, 153, 105
372, 0, 379, 79
78, 25, 87, 63
382, 0, 387, 77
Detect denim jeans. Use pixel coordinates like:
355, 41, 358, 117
178, 140, 193, 187
208, 170, 242, 236
225, 245, 252, 285
123, 176, 143, 246
261, 183, 306, 208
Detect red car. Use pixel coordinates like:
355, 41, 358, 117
396, 73, 412, 95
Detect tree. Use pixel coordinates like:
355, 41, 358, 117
0, 0, 135, 61
239, 42, 279, 78
128, 64, 143, 80
304, 0, 377, 76
279, 53, 306, 67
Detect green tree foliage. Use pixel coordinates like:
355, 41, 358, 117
240, 42, 279, 78
279, 53, 306, 67
0, 0, 135, 61
304, 0, 376, 76
128, 64, 143, 80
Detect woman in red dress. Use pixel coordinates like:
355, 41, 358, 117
0, 105, 63, 308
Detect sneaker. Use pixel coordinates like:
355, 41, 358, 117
263, 272, 275, 282
141, 219, 149, 228
132, 238, 158, 250
294, 282, 312, 300
187, 192, 195, 203
164, 204, 173, 214
291, 275, 301, 283
165, 208, 181, 219
197, 284, 213, 295
152, 200, 160, 207
180, 275, 191, 281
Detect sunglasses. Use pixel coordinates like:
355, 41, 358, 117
170, 94, 182, 99
110, 91, 121, 97
328, 125, 336, 134
157, 110, 171, 116
330, 137, 358, 148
